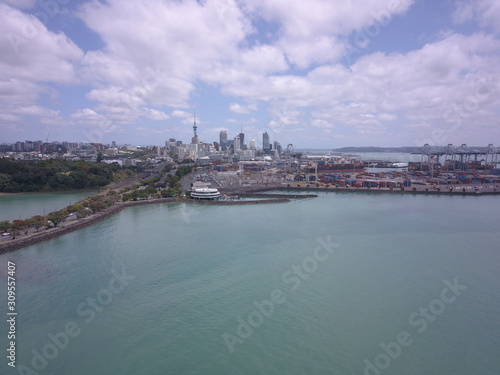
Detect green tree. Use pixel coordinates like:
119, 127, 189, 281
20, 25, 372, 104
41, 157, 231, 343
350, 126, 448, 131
32, 215, 48, 231
24, 218, 37, 235
67, 203, 87, 218
88, 200, 107, 212
11, 220, 26, 239
47, 211, 67, 227
0, 173, 12, 192
0, 220, 11, 233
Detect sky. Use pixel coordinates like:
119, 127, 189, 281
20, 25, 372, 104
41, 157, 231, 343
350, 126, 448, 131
1, 0, 500, 149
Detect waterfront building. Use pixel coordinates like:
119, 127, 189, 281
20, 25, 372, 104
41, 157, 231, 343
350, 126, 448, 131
190, 187, 221, 200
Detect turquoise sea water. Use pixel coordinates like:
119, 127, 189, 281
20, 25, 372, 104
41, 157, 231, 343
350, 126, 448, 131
0, 190, 96, 222
1, 192, 499, 375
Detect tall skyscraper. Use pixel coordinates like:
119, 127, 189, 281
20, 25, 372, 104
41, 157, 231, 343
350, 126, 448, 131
219, 130, 228, 151
273, 141, 282, 155
238, 131, 245, 150
234, 135, 241, 150
262, 132, 270, 154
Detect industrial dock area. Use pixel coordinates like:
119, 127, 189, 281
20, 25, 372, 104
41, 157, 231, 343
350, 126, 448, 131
187, 144, 500, 196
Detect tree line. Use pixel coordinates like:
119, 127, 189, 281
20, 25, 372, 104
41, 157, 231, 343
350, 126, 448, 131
0, 159, 134, 192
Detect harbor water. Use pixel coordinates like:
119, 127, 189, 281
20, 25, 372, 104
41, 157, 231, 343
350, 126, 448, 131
1, 191, 499, 375
0, 190, 96, 222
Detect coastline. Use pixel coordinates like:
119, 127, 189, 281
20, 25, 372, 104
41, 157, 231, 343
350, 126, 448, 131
0, 196, 292, 254
2, 183, 499, 254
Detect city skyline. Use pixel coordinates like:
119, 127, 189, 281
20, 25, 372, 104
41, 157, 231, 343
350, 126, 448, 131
1, 0, 500, 148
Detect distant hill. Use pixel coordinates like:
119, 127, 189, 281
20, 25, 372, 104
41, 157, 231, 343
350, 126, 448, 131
331, 146, 421, 153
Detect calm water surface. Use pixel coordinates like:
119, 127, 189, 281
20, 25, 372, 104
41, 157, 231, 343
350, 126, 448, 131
0, 192, 499, 375
0, 190, 96, 221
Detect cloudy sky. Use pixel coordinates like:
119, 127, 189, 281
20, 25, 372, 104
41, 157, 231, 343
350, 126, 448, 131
1, 0, 499, 148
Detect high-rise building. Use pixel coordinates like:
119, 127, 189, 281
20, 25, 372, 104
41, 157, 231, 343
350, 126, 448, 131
249, 139, 256, 150
234, 135, 241, 151
238, 132, 245, 150
219, 130, 228, 151
273, 141, 282, 155
262, 132, 270, 154
227, 139, 234, 154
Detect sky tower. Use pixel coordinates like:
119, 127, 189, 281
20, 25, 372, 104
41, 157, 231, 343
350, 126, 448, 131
191, 110, 199, 144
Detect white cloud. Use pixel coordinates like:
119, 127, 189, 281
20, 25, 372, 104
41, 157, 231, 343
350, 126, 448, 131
454, 0, 500, 33
142, 108, 170, 121
229, 103, 251, 114
240, 0, 414, 68
0, 4, 83, 83
0, 113, 19, 122
224, 117, 258, 124
171, 110, 192, 118
1, 0, 500, 146
78, 0, 251, 108
0, 3, 83, 139
14, 105, 60, 117
311, 119, 335, 129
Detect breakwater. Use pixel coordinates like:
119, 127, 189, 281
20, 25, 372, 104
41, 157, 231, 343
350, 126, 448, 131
272, 185, 500, 195
189, 198, 290, 205
230, 184, 498, 196
238, 193, 318, 199
0, 196, 293, 254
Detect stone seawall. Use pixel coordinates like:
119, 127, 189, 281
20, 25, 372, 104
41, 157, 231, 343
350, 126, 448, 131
239, 193, 317, 199
189, 198, 290, 205
0, 197, 291, 254
0, 204, 125, 254
272, 186, 500, 195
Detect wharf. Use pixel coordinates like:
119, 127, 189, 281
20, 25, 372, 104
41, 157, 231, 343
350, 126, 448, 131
273, 185, 500, 195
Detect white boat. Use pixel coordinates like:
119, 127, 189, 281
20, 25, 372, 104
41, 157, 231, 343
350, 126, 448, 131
190, 188, 221, 200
